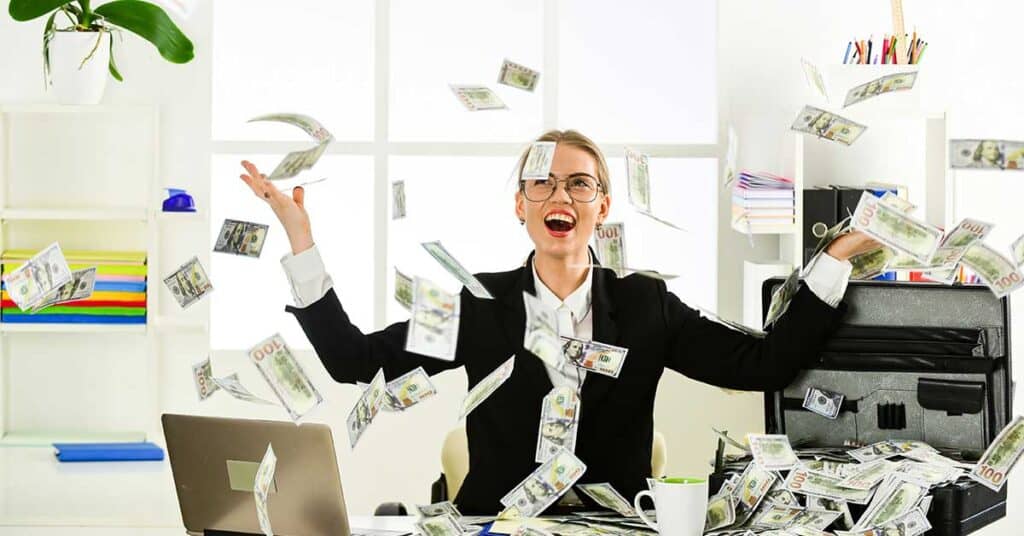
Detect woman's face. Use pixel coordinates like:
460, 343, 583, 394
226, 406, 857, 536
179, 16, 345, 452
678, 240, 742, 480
515, 144, 611, 260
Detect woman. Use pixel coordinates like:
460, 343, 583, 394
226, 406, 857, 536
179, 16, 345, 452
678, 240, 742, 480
239, 129, 877, 514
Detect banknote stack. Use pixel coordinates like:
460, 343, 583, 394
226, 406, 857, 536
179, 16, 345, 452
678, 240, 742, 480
415, 501, 485, 536
703, 419, 1024, 536
2, 247, 146, 325
731, 171, 796, 235
248, 113, 334, 181
791, 105, 867, 146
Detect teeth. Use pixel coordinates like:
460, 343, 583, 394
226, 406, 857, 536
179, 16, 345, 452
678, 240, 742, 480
545, 213, 576, 225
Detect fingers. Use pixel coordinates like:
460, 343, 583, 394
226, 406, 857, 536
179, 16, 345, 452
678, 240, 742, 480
292, 186, 305, 208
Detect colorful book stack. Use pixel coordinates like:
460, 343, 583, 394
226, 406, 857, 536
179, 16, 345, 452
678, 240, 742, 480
1, 250, 147, 325
731, 171, 796, 234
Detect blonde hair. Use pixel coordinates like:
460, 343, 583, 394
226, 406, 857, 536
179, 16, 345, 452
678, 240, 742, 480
515, 129, 611, 196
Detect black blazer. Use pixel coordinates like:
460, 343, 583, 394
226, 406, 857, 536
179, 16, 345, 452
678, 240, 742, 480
285, 252, 846, 514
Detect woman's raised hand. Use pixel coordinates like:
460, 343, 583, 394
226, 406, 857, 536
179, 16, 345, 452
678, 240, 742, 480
239, 160, 314, 255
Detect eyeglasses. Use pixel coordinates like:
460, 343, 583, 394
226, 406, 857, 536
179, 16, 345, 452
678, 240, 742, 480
521, 175, 603, 203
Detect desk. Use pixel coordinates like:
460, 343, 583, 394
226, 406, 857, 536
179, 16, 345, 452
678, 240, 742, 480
0, 446, 1018, 535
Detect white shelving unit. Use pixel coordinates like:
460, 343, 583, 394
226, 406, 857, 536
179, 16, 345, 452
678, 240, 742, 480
0, 104, 202, 446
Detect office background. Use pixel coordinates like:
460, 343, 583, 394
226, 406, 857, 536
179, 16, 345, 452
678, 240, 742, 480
0, 0, 1021, 531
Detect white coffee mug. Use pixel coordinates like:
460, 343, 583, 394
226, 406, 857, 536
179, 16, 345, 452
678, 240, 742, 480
633, 477, 708, 536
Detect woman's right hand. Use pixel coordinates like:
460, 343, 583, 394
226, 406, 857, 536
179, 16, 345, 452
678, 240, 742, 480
239, 160, 314, 255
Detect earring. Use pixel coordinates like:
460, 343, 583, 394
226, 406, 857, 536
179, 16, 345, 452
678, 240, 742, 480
519, 219, 525, 226
595, 222, 603, 230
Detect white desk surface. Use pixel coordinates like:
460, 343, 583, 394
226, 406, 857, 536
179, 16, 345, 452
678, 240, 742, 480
0, 446, 1019, 535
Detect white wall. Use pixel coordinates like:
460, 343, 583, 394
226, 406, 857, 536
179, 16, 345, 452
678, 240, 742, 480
717, 1, 1024, 533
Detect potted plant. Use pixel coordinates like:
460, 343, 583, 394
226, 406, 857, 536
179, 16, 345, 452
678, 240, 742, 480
8, 0, 194, 105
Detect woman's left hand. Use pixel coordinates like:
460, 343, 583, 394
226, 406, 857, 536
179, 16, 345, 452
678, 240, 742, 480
825, 230, 882, 261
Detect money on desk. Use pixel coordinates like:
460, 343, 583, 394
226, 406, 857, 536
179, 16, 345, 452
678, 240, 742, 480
249, 333, 325, 423
214, 219, 269, 258
248, 113, 334, 181
500, 447, 587, 518
575, 483, 635, 517
498, 58, 540, 92
791, 105, 867, 146
3, 241, 73, 311
163, 256, 213, 309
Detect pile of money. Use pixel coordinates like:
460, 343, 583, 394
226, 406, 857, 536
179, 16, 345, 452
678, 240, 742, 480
703, 419, 1024, 536
248, 113, 334, 181
214, 219, 269, 258
27, 266, 96, 313
790, 105, 867, 146
415, 501, 484, 535
950, 139, 1024, 171
843, 72, 917, 108
2, 242, 73, 311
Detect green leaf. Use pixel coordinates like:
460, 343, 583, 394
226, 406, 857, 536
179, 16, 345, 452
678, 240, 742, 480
42, 11, 58, 86
108, 31, 123, 81
93, 0, 193, 64
9, 0, 76, 21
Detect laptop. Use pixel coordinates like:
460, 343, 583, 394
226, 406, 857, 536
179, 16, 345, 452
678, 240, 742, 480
162, 413, 351, 536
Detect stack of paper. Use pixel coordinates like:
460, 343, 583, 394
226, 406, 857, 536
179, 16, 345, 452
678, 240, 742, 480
2, 250, 147, 325
731, 171, 796, 234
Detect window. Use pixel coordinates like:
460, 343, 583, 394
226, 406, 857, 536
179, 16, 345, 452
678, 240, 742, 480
211, 0, 719, 347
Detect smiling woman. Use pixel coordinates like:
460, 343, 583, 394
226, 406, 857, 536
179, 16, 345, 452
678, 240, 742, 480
234, 125, 875, 514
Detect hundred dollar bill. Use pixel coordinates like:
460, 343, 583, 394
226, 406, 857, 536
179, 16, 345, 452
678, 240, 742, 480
394, 268, 413, 310
163, 256, 213, 309
918, 218, 995, 276
249, 333, 324, 423
625, 147, 651, 213
523, 292, 563, 369
802, 387, 844, 419
704, 492, 736, 531
854, 476, 926, 530
791, 509, 842, 530
732, 462, 778, 523
803, 459, 858, 479
849, 441, 907, 463
415, 514, 463, 536
253, 443, 276, 536
970, 415, 1024, 491
500, 447, 587, 518
416, 500, 461, 519
347, 369, 386, 448
949, 139, 1024, 170
214, 219, 269, 258
784, 468, 873, 504
211, 373, 276, 405
843, 71, 917, 108
3, 242, 73, 311
849, 247, 895, 280
593, 222, 627, 277
960, 242, 1024, 298
384, 366, 436, 411
460, 355, 515, 418
450, 84, 507, 111
1012, 234, 1024, 267
536, 386, 580, 463
248, 113, 334, 181
750, 504, 805, 530
392, 180, 406, 220
899, 446, 970, 469
521, 141, 556, 180
801, 58, 827, 100
768, 488, 801, 507
192, 357, 218, 401
576, 483, 634, 517
895, 461, 960, 488
763, 267, 800, 328
837, 459, 899, 491
406, 276, 460, 361
560, 336, 627, 378
29, 266, 96, 313
422, 241, 494, 300
805, 495, 854, 530
497, 58, 540, 92
851, 191, 942, 263
748, 434, 799, 470
878, 191, 916, 213
790, 105, 867, 146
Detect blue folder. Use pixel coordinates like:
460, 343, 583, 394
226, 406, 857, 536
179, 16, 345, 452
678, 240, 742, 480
2, 314, 146, 324
53, 442, 165, 462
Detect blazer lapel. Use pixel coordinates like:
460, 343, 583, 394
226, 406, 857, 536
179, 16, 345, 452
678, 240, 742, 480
581, 257, 620, 404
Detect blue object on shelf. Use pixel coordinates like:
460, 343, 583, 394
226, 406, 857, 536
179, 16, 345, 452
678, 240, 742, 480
873, 271, 897, 281
162, 188, 196, 212
53, 442, 165, 462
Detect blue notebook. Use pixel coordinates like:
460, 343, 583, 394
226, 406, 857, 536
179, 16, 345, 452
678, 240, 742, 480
53, 442, 165, 462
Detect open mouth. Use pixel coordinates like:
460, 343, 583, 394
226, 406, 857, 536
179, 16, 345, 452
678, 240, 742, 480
544, 212, 577, 233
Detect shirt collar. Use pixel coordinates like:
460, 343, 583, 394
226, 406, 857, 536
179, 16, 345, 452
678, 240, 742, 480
531, 256, 592, 322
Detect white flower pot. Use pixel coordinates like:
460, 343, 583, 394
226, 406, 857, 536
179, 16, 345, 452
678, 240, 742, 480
48, 30, 111, 105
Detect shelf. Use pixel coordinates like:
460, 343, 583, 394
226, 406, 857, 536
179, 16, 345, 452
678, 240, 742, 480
155, 209, 206, 221
0, 103, 155, 115
0, 323, 147, 334
151, 315, 207, 333
0, 207, 149, 222
0, 429, 147, 446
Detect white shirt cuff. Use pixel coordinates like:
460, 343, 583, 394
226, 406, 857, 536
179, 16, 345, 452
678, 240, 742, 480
803, 253, 852, 308
280, 245, 334, 308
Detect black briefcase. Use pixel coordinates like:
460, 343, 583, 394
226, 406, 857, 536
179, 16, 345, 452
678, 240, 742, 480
715, 280, 1011, 536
